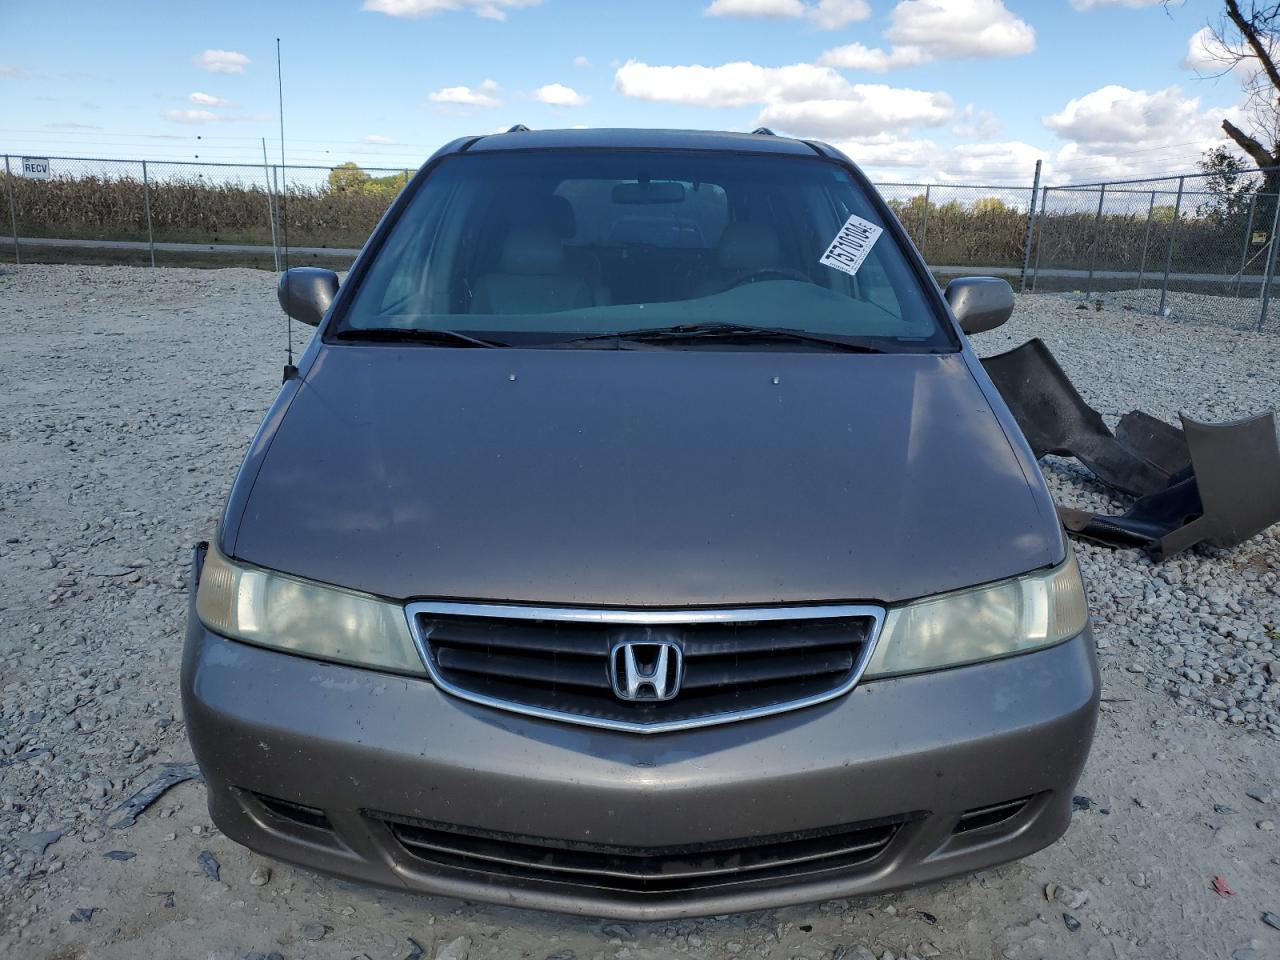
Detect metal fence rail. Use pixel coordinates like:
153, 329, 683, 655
4, 152, 1280, 330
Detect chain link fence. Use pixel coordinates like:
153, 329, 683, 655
878, 181, 1039, 276
4, 153, 1280, 329
1029, 169, 1280, 330
0, 154, 412, 270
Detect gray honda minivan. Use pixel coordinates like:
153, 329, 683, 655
182, 127, 1098, 920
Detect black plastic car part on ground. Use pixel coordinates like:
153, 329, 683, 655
980, 338, 1173, 497
980, 337, 1280, 558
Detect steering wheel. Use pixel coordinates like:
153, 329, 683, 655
726, 267, 812, 288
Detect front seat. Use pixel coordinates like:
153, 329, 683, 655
512, 195, 609, 305
471, 226, 595, 315
696, 222, 782, 297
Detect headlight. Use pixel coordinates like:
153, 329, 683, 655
863, 551, 1088, 679
195, 544, 426, 676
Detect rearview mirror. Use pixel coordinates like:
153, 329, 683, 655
611, 181, 686, 204
277, 267, 339, 327
945, 277, 1014, 335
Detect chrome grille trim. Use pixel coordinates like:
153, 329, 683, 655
404, 601, 886, 734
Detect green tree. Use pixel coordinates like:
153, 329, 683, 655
327, 162, 408, 198
1197, 145, 1258, 221
327, 162, 371, 193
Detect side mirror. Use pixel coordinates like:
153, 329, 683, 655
945, 277, 1015, 335
277, 267, 339, 327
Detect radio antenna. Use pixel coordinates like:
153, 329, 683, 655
276, 37, 296, 381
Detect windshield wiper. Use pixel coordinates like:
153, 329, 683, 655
334, 327, 508, 348
562, 322, 884, 353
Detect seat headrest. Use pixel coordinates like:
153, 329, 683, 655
500, 226, 566, 275
513, 195, 576, 240
716, 222, 781, 272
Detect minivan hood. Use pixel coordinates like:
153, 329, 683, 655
229, 345, 1060, 606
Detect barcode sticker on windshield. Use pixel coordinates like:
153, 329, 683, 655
819, 214, 883, 278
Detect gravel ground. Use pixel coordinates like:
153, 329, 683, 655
1, 265, 1278, 960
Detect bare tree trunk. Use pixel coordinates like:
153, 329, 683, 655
1222, 118, 1280, 170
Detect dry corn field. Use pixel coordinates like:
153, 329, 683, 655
0, 170, 1272, 287
4, 172, 408, 249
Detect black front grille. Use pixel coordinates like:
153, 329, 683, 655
411, 607, 880, 729
376, 812, 909, 893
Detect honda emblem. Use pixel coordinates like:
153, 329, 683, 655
609, 638, 683, 701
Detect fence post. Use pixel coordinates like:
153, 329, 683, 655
1135, 190, 1156, 291
919, 184, 931, 261
1236, 193, 1257, 297
1019, 159, 1042, 293
1031, 186, 1049, 292
273, 165, 280, 238
3, 155, 19, 265
141, 160, 156, 268
1084, 183, 1106, 300
1258, 189, 1280, 331
1157, 176, 1185, 317
261, 140, 280, 273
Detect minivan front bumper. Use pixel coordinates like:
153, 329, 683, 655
181, 588, 1099, 920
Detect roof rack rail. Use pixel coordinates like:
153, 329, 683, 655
507, 124, 531, 133
751, 127, 776, 136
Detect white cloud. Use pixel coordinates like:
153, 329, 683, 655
1044, 84, 1204, 146
885, 0, 1034, 61
831, 134, 937, 171
531, 82, 588, 106
703, 0, 868, 29
188, 91, 232, 107
1071, 0, 1168, 9
362, 134, 395, 144
1183, 24, 1275, 88
705, 0, 806, 16
163, 108, 220, 124
931, 141, 1045, 183
194, 50, 250, 75
818, 42, 930, 72
1043, 84, 1232, 181
756, 86, 954, 138
818, 0, 1032, 72
428, 79, 502, 108
614, 59, 851, 108
615, 58, 954, 144
828, 135, 1047, 184
0, 64, 28, 79
573, 55, 590, 67
362, 0, 539, 20
1184, 25, 1227, 74
953, 104, 1002, 140
808, 0, 871, 29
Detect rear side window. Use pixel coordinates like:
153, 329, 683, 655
339, 149, 951, 351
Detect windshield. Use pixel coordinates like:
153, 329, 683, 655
337, 149, 952, 351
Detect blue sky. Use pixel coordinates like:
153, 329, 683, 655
0, 0, 1256, 184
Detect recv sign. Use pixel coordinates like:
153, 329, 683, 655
21, 157, 51, 180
